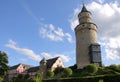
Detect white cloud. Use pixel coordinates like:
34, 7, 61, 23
40, 23, 74, 43
100, 37, 120, 60
6, 39, 41, 62
69, 1, 120, 60
65, 33, 74, 43
6, 39, 70, 63
20, 58, 28, 62
69, 8, 79, 31
41, 52, 53, 59
95, 0, 104, 4
57, 55, 70, 62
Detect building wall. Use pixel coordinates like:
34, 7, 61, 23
8, 69, 17, 78
51, 57, 64, 71
8, 64, 26, 79
8, 58, 65, 79
78, 12, 92, 23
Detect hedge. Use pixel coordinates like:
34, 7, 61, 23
43, 76, 101, 82
11, 74, 120, 82
43, 74, 120, 82
103, 74, 120, 82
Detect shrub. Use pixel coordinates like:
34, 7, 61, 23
108, 64, 119, 71
54, 66, 64, 75
0, 77, 3, 82
63, 68, 73, 77
46, 70, 54, 78
69, 64, 77, 71
82, 64, 98, 76
34, 72, 42, 82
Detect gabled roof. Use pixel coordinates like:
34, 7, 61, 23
10, 63, 32, 70
10, 57, 61, 73
10, 64, 21, 70
46, 57, 59, 69
27, 66, 39, 73
27, 57, 60, 72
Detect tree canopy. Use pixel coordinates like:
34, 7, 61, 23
0, 51, 9, 77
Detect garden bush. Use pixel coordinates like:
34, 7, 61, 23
46, 70, 54, 78
54, 67, 64, 75
0, 77, 3, 82
81, 64, 98, 76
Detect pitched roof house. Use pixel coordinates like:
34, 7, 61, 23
46, 57, 64, 71
8, 57, 64, 79
8, 63, 32, 78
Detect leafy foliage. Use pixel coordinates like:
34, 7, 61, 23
108, 64, 119, 71
63, 68, 72, 77
0, 77, 3, 82
82, 64, 98, 75
0, 51, 9, 77
34, 72, 42, 82
12, 74, 33, 82
69, 64, 77, 71
46, 70, 54, 78
54, 66, 64, 75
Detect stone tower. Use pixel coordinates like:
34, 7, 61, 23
39, 58, 47, 78
75, 5, 102, 69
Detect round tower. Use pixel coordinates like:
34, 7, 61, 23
39, 58, 47, 78
75, 5, 101, 69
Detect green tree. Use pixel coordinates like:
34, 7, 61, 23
34, 72, 42, 82
63, 68, 73, 77
0, 51, 9, 78
46, 70, 54, 78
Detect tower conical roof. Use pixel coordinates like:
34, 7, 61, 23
40, 57, 47, 63
81, 4, 88, 12
78, 4, 91, 18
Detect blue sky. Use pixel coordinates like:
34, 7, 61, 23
1, 0, 120, 67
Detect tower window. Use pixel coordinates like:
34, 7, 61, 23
82, 25, 85, 27
89, 28, 91, 30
